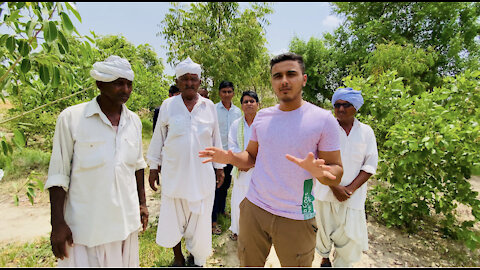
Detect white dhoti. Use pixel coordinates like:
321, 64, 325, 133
314, 200, 368, 267
57, 230, 139, 267
229, 169, 253, 235
156, 193, 215, 266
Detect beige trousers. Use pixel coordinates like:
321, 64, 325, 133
155, 193, 215, 266
314, 200, 368, 267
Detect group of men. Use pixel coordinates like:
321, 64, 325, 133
46, 52, 378, 267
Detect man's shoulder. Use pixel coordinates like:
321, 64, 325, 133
58, 100, 90, 118
356, 119, 375, 135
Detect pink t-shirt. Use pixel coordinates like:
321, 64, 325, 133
246, 102, 340, 220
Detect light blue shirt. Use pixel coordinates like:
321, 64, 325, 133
215, 102, 242, 150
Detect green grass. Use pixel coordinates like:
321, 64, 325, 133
0, 148, 50, 182
0, 237, 55, 267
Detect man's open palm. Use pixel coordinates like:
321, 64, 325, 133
285, 152, 337, 180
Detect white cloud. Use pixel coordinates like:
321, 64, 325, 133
322, 15, 342, 29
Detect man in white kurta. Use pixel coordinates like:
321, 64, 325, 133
147, 57, 224, 267
314, 88, 378, 267
45, 56, 149, 267
227, 91, 259, 240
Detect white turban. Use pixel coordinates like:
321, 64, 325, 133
90, 55, 134, 82
175, 57, 202, 79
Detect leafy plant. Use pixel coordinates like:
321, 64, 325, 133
345, 69, 480, 250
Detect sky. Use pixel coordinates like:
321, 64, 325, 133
73, 2, 343, 76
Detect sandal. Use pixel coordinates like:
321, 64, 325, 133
229, 233, 238, 241
212, 224, 222, 235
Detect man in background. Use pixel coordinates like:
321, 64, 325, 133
212, 81, 242, 235
314, 88, 378, 267
147, 57, 224, 267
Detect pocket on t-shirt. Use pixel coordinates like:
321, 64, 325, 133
168, 117, 187, 137
121, 137, 140, 166
75, 140, 106, 170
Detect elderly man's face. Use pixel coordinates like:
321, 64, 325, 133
334, 99, 356, 122
176, 73, 201, 99
97, 78, 133, 106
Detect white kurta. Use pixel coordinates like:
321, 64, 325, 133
45, 96, 147, 248
313, 118, 378, 266
147, 94, 224, 203
314, 118, 378, 210
227, 117, 254, 234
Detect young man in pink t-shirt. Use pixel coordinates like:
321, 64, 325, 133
199, 53, 343, 267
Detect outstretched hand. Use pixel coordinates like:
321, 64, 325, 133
285, 152, 337, 180
199, 147, 232, 165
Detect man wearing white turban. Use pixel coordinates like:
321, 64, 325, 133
314, 87, 378, 267
147, 57, 225, 267
46, 55, 149, 267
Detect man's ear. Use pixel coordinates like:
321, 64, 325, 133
96, 81, 102, 89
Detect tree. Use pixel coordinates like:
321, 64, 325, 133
289, 36, 339, 104
329, 2, 480, 83
0, 2, 94, 205
159, 2, 273, 105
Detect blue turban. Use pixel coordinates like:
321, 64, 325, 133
331, 87, 364, 111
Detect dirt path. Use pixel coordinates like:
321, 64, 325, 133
1, 177, 479, 267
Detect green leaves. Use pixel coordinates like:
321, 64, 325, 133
60, 12, 74, 34
43, 21, 58, 43
6, 35, 16, 53
39, 64, 50, 85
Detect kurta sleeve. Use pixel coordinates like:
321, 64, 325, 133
45, 110, 74, 192
361, 125, 378, 175
135, 116, 148, 171
147, 101, 168, 170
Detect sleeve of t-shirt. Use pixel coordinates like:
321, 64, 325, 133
317, 112, 341, 152
249, 114, 259, 143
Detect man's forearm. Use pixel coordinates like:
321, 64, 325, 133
49, 186, 67, 227
316, 164, 343, 186
346, 170, 372, 192
229, 150, 256, 169
135, 169, 146, 206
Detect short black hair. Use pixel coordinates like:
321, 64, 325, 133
219, 81, 234, 91
269, 52, 305, 74
169, 85, 179, 95
240, 91, 259, 104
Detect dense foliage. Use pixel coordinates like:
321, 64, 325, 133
345, 70, 480, 249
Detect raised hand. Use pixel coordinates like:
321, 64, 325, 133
285, 152, 337, 181
199, 147, 232, 164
